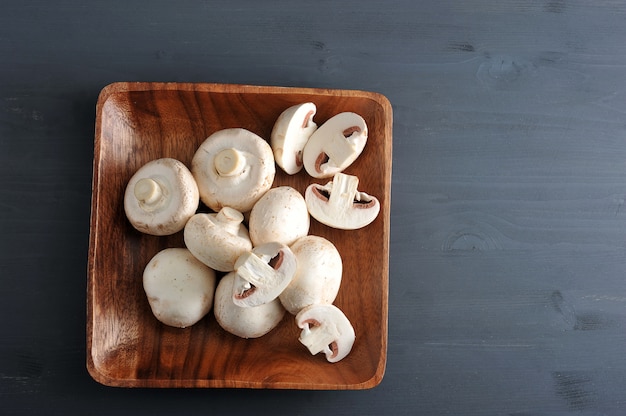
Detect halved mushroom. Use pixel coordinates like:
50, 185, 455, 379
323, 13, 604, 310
248, 186, 310, 247
183, 207, 252, 272
305, 172, 380, 230
279, 235, 342, 315
124, 158, 199, 236
214, 271, 286, 339
295, 304, 355, 363
191, 128, 275, 212
302, 112, 368, 178
232, 242, 297, 308
270, 102, 318, 175
143, 248, 217, 328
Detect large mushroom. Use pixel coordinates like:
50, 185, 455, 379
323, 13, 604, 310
143, 248, 217, 328
279, 235, 343, 315
191, 128, 275, 213
183, 207, 252, 272
305, 172, 380, 230
295, 304, 355, 363
270, 102, 318, 175
302, 112, 368, 179
124, 158, 199, 236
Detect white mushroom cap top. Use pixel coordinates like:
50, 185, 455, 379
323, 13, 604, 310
248, 186, 310, 247
296, 304, 355, 363
191, 128, 275, 212
302, 112, 368, 179
143, 248, 217, 328
279, 235, 343, 315
124, 158, 199, 236
183, 207, 252, 272
270, 102, 318, 175
305, 172, 380, 230
214, 271, 286, 339
232, 242, 297, 308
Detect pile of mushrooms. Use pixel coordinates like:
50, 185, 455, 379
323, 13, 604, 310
123, 102, 381, 363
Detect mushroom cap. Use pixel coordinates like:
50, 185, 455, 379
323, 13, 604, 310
124, 158, 199, 236
270, 102, 318, 175
232, 242, 297, 308
183, 207, 252, 272
191, 128, 275, 212
143, 248, 217, 328
305, 172, 380, 230
302, 112, 368, 179
214, 271, 286, 338
248, 186, 310, 247
279, 235, 343, 315
296, 304, 355, 363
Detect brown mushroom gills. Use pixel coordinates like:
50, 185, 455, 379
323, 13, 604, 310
233, 250, 285, 300
310, 185, 377, 208
301, 318, 339, 360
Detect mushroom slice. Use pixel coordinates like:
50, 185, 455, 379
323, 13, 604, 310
302, 112, 368, 178
270, 102, 318, 175
279, 235, 342, 315
232, 242, 297, 308
248, 186, 310, 247
143, 248, 217, 328
184, 207, 252, 272
191, 128, 275, 212
305, 172, 380, 230
296, 304, 355, 363
124, 158, 199, 236
214, 271, 285, 339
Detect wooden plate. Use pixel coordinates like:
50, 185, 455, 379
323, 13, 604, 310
87, 82, 392, 389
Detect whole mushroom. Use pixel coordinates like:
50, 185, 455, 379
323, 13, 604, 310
191, 128, 275, 212
270, 102, 318, 175
214, 271, 286, 339
143, 248, 217, 328
124, 158, 199, 236
279, 235, 343, 315
295, 304, 355, 363
183, 207, 252, 272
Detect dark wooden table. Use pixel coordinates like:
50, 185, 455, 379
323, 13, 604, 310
2, 1, 626, 414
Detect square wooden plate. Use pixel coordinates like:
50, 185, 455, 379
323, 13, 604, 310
87, 82, 392, 389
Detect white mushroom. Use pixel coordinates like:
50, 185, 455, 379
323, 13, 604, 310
124, 158, 199, 236
248, 186, 310, 247
270, 102, 318, 175
191, 128, 275, 212
295, 304, 355, 363
305, 172, 380, 230
143, 248, 217, 328
214, 271, 286, 338
279, 235, 342, 315
183, 207, 252, 272
232, 242, 297, 308
302, 112, 368, 178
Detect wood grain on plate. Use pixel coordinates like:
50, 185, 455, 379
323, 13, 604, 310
87, 82, 392, 389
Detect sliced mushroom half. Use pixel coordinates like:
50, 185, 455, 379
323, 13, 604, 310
191, 128, 275, 212
271, 102, 318, 175
305, 172, 380, 230
302, 112, 368, 178
296, 304, 355, 363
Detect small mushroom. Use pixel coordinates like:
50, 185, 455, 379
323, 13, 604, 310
248, 186, 310, 247
124, 158, 199, 236
270, 102, 318, 175
279, 235, 343, 315
183, 207, 252, 272
232, 242, 297, 308
305, 172, 380, 230
191, 128, 275, 212
302, 112, 368, 178
143, 248, 217, 328
214, 271, 286, 339
295, 304, 355, 363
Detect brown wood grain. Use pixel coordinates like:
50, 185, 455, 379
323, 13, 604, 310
86, 82, 392, 389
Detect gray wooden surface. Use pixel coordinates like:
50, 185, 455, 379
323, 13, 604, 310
2, 0, 626, 414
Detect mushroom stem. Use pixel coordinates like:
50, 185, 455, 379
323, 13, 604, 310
134, 178, 162, 205
214, 148, 245, 177
215, 207, 245, 235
